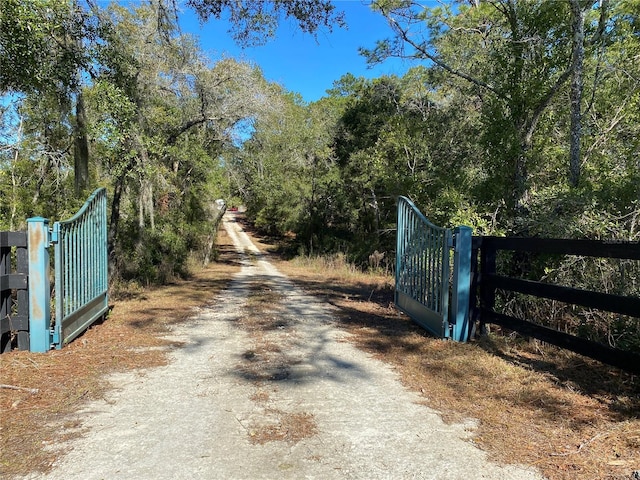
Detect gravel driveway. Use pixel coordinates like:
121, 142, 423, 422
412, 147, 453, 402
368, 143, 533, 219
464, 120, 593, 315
23, 213, 545, 480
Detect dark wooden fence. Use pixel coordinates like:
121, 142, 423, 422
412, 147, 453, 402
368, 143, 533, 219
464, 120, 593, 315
471, 236, 640, 373
0, 231, 29, 352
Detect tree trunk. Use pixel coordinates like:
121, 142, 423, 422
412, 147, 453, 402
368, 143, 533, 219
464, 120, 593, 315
108, 174, 125, 275
569, 0, 586, 188
74, 91, 90, 194
133, 129, 155, 231
137, 178, 155, 231
514, 149, 529, 216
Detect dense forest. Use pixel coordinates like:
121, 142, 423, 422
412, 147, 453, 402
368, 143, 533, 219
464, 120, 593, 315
1, 0, 638, 297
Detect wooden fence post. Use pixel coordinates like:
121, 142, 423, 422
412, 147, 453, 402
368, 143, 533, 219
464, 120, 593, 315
479, 238, 496, 335
468, 236, 482, 338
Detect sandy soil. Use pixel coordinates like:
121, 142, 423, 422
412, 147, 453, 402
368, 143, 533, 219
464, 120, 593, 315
20, 213, 545, 480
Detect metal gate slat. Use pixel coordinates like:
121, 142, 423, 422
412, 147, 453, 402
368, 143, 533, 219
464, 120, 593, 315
395, 197, 471, 342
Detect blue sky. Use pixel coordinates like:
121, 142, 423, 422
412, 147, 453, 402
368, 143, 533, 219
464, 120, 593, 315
178, 1, 420, 102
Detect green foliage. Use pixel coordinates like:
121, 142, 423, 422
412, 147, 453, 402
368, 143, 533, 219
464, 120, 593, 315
116, 219, 188, 285
233, 91, 343, 251
2, 0, 639, 356
1, 0, 287, 284
186, 0, 345, 46
219, 1, 639, 348
0, 0, 86, 95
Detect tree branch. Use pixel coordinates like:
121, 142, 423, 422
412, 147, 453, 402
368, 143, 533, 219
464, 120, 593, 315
380, 9, 507, 100
166, 116, 207, 145
524, 67, 572, 146
0, 384, 39, 394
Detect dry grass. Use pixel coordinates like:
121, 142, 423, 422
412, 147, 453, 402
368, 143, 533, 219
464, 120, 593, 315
227, 215, 640, 479
0, 228, 240, 478
236, 278, 316, 445
270, 250, 640, 480
2, 217, 639, 479
247, 409, 318, 445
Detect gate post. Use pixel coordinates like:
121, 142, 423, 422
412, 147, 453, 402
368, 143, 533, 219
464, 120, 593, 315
27, 217, 52, 352
450, 226, 472, 342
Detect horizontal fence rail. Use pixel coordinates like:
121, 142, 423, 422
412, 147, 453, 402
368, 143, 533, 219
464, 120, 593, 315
476, 236, 640, 373
0, 232, 29, 352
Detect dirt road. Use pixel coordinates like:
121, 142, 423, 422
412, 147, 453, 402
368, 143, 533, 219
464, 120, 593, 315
22, 213, 545, 480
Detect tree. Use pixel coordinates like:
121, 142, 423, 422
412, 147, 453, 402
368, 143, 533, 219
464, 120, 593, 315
232, 89, 344, 251
82, 1, 289, 280
365, 0, 613, 230
0, 0, 354, 283
0, 0, 85, 95
186, 0, 345, 46
1, 0, 97, 194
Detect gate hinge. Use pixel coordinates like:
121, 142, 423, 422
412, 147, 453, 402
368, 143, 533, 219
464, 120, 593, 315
447, 234, 454, 249
50, 328, 60, 346
49, 224, 59, 244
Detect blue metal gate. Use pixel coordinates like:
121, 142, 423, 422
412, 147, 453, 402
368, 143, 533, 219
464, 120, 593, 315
395, 196, 472, 342
52, 188, 109, 348
28, 188, 109, 351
